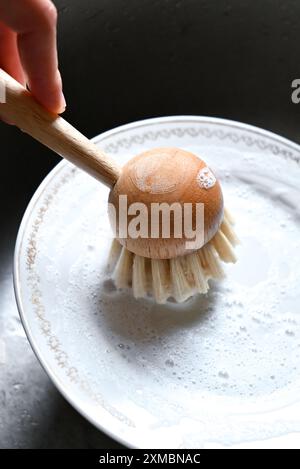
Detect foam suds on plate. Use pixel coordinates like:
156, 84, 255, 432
38, 143, 300, 447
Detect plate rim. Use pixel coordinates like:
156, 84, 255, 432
13, 115, 300, 449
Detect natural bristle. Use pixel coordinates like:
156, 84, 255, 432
107, 209, 238, 303
132, 255, 147, 298
106, 238, 122, 274
114, 247, 133, 289
170, 257, 193, 303
151, 259, 170, 304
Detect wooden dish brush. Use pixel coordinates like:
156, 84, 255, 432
0, 69, 238, 304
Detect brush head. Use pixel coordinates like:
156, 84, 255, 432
108, 147, 224, 259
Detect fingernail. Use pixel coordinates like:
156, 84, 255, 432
56, 70, 66, 113
59, 91, 66, 113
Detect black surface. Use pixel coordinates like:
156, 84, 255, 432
1, 0, 299, 449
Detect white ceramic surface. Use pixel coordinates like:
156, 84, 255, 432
14, 116, 300, 449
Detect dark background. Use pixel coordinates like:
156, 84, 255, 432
0, 0, 299, 448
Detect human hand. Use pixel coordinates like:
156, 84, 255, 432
0, 0, 65, 114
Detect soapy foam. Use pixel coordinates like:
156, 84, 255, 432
33, 143, 300, 446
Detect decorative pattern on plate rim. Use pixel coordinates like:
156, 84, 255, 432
102, 126, 300, 165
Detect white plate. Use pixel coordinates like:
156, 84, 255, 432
14, 116, 300, 449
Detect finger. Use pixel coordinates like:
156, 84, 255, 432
0, 0, 66, 114
0, 20, 25, 85
0, 21, 25, 124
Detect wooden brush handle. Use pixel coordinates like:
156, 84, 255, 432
0, 69, 120, 187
